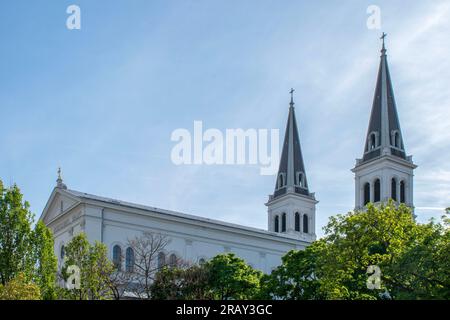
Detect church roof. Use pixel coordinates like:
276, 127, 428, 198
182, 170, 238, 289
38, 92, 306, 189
42, 187, 310, 245
272, 90, 311, 200
361, 35, 408, 164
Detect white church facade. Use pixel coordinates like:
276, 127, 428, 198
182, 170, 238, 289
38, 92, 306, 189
40, 37, 415, 273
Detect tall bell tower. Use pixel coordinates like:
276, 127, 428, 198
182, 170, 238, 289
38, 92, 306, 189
352, 34, 417, 210
266, 89, 317, 242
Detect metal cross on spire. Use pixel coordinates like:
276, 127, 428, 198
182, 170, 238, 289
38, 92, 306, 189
380, 32, 387, 54
289, 88, 295, 106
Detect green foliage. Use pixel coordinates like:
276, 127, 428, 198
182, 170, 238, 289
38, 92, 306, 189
318, 202, 420, 299
151, 254, 262, 300
206, 253, 262, 300
151, 265, 212, 300
262, 201, 449, 300
60, 233, 115, 300
32, 221, 57, 300
150, 267, 184, 299
259, 241, 326, 300
0, 180, 57, 299
0, 181, 35, 284
0, 273, 41, 300
389, 219, 450, 299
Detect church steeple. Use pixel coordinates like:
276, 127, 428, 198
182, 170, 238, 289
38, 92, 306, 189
353, 34, 416, 210
266, 89, 317, 242
273, 89, 310, 199
362, 33, 406, 163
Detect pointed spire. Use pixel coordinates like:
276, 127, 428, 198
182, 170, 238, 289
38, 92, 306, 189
56, 167, 67, 189
272, 89, 311, 199
361, 34, 407, 163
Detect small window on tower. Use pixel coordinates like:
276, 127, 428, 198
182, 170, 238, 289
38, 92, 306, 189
391, 178, 397, 201
369, 133, 377, 150
297, 172, 305, 188
400, 181, 406, 203
303, 215, 309, 234
274, 216, 279, 232
278, 174, 284, 189
395, 132, 400, 148
364, 182, 370, 206
374, 179, 381, 202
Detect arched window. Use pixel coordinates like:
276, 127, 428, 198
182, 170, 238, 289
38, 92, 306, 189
169, 254, 177, 267
295, 212, 300, 232
158, 252, 166, 268
60, 245, 65, 260
391, 178, 397, 201
394, 132, 400, 148
274, 216, 279, 232
374, 179, 381, 202
303, 215, 309, 234
369, 133, 377, 150
400, 181, 406, 203
364, 182, 370, 205
125, 247, 134, 273
278, 174, 284, 189
297, 172, 305, 188
281, 213, 286, 232
113, 245, 122, 271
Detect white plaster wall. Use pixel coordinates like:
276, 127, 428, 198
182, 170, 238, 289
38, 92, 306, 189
48, 201, 309, 274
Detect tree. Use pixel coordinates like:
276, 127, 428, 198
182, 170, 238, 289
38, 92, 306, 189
206, 253, 262, 300
0, 273, 41, 300
266, 201, 449, 300
126, 232, 170, 299
0, 180, 57, 299
32, 221, 57, 300
317, 202, 423, 299
181, 264, 212, 299
389, 217, 450, 299
151, 264, 212, 300
151, 254, 263, 300
0, 181, 35, 284
60, 233, 115, 300
259, 241, 326, 300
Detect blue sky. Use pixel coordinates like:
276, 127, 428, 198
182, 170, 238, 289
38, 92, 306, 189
0, 0, 449, 237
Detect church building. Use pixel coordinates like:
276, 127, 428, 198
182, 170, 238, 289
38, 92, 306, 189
40, 92, 315, 274
40, 36, 415, 274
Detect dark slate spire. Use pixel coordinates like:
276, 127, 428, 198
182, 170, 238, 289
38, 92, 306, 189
272, 89, 310, 199
361, 34, 407, 163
